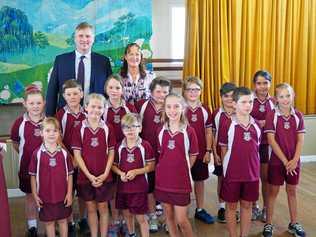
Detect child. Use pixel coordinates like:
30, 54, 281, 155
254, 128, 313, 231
250, 70, 275, 222
55, 79, 87, 234
29, 117, 73, 237
262, 83, 306, 237
112, 113, 155, 237
72, 93, 116, 237
0, 142, 11, 237
103, 74, 137, 236
155, 93, 199, 237
11, 85, 45, 236
219, 87, 261, 237
135, 76, 172, 232
212, 82, 236, 223
182, 76, 214, 224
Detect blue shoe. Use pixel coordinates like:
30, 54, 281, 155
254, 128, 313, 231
288, 223, 306, 237
194, 209, 215, 224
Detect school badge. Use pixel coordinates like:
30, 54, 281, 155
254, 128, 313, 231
154, 115, 160, 123
284, 121, 290, 130
49, 158, 57, 167
168, 140, 175, 150
259, 105, 265, 112
74, 120, 81, 127
34, 128, 41, 137
91, 137, 99, 147
127, 153, 135, 163
191, 114, 197, 122
243, 132, 251, 141
114, 115, 121, 124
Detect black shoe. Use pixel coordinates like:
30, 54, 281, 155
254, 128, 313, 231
68, 223, 76, 237
27, 227, 38, 237
78, 218, 90, 234
262, 223, 273, 237
288, 222, 306, 237
217, 208, 226, 223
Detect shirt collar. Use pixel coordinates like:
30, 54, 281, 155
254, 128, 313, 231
120, 137, 142, 149
75, 50, 91, 59
64, 105, 84, 115
40, 143, 62, 153
162, 123, 188, 133
127, 72, 140, 83
106, 99, 126, 109
83, 118, 105, 129
274, 106, 296, 116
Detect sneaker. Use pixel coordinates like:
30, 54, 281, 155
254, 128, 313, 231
107, 223, 120, 237
27, 227, 38, 237
260, 207, 267, 223
195, 209, 215, 224
156, 204, 163, 216
78, 218, 90, 235
120, 220, 130, 237
149, 217, 159, 233
68, 223, 76, 237
217, 208, 226, 223
252, 206, 261, 221
288, 223, 306, 237
236, 210, 240, 223
262, 223, 273, 237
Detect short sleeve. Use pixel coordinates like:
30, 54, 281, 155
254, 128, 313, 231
144, 141, 155, 162
204, 106, 213, 128
71, 123, 83, 151
10, 117, 22, 143
127, 103, 137, 113
107, 123, 116, 150
188, 127, 199, 156
264, 111, 276, 134
296, 112, 305, 133
66, 153, 74, 175
28, 150, 38, 176
218, 119, 230, 146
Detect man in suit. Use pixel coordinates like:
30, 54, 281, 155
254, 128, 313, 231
46, 22, 112, 116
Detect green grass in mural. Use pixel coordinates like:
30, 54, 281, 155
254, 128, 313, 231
0, 61, 31, 73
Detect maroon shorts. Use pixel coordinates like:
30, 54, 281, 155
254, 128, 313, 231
77, 182, 114, 203
259, 144, 269, 164
268, 164, 300, 186
154, 190, 190, 206
220, 179, 259, 203
191, 158, 209, 181
213, 165, 223, 177
148, 171, 155, 193
39, 201, 72, 222
18, 173, 31, 194
116, 192, 148, 214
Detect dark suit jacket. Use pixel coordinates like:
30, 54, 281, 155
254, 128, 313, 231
46, 51, 112, 116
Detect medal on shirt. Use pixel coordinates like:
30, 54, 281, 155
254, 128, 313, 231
127, 153, 135, 163
284, 121, 290, 130
154, 115, 160, 124
191, 114, 197, 122
91, 137, 99, 147
259, 104, 266, 112
114, 115, 121, 124
34, 128, 41, 137
49, 158, 57, 167
167, 140, 175, 150
243, 131, 251, 142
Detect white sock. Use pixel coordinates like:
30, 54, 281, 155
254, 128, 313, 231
27, 219, 37, 229
219, 202, 225, 209
149, 213, 157, 219
196, 208, 203, 212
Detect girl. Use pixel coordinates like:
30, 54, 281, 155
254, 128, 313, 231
112, 113, 155, 237
72, 93, 116, 237
262, 83, 306, 237
155, 93, 198, 237
250, 70, 275, 222
103, 74, 136, 237
182, 76, 214, 224
29, 117, 73, 237
11, 85, 45, 236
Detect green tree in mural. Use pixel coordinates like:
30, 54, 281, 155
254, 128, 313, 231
0, 6, 34, 55
33, 31, 49, 49
66, 32, 75, 46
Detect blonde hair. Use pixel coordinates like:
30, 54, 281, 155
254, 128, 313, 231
275, 83, 294, 97
41, 117, 61, 132
104, 74, 124, 99
84, 93, 106, 107
162, 93, 188, 127
75, 22, 94, 33
182, 76, 204, 91
121, 113, 141, 127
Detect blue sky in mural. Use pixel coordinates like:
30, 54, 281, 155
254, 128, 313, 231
0, 0, 153, 103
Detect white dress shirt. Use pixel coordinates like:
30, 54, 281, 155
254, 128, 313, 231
75, 50, 91, 97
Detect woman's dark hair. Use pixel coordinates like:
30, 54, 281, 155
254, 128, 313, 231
253, 70, 272, 83
220, 82, 236, 96
120, 43, 146, 79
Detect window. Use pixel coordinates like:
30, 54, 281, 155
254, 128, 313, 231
171, 6, 185, 59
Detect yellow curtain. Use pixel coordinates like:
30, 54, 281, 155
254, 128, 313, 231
184, 0, 316, 114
